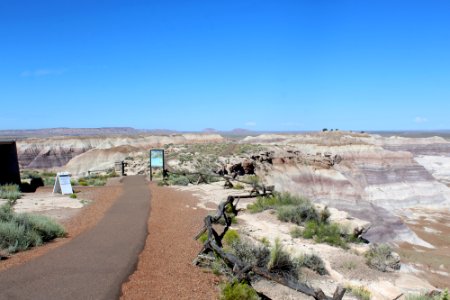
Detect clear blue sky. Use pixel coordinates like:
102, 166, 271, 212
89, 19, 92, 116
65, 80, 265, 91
1, 0, 450, 131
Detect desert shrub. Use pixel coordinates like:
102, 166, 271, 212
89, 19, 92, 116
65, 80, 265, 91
14, 213, 66, 241
267, 238, 296, 275
365, 243, 400, 272
277, 203, 319, 225
220, 280, 260, 300
0, 205, 66, 253
75, 173, 117, 187
198, 232, 208, 243
231, 238, 270, 268
70, 193, 77, 199
320, 206, 331, 223
290, 227, 303, 238
443, 289, 449, 300
295, 253, 327, 275
260, 237, 270, 247
302, 221, 348, 248
341, 260, 357, 270
247, 192, 309, 213
405, 294, 438, 300
246, 175, 260, 186
345, 285, 371, 300
223, 229, 240, 246
233, 183, 245, 190
0, 184, 22, 203
0, 204, 14, 222
167, 174, 190, 186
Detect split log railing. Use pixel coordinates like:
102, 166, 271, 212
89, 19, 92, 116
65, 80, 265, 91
194, 194, 346, 300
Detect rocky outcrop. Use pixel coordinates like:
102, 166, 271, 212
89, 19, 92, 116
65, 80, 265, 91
242, 132, 450, 246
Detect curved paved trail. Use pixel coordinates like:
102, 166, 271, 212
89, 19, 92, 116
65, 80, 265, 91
0, 176, 150, 300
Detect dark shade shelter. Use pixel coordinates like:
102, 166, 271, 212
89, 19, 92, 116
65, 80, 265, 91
0, 141, 21, 185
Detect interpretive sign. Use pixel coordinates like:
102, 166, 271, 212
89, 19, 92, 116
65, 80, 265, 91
149, 149, 165, 181
53, 172, 73, 195
150, 149, 164, 168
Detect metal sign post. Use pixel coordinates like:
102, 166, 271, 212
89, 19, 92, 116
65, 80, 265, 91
149, 149, 165, 181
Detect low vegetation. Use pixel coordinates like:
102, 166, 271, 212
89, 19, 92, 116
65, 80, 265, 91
365, 243, 400, 272
21, 170, 56, 186
0, 204, 66, 254
76, 172, 117, 186
230, 238, 270, 268
223, 229, 240, 247
232, 183, 245, 190
302, 221, 349, 249
220, 280, 260, 300
0, 184, 22, 204
250, 192, 361, 248
404, 289, 449, 300
345, 284, 371, 300
267, 238, 297, 276
295, 253, 327, 275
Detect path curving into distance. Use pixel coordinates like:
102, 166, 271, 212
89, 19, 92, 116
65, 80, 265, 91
0, 175, 151, 300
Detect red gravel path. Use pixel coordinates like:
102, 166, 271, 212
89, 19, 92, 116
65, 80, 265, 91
121, 183, 219, 299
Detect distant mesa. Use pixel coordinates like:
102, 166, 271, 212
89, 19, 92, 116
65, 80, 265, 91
202, 128, 218, 133
230, 128, 253, 134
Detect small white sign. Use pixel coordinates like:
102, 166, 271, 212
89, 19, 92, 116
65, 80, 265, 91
53, 172, 73, 195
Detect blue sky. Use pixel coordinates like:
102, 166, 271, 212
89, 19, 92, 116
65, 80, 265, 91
1, 1, 450, 131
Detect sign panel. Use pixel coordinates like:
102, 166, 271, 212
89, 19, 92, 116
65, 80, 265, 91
150, 149, 164, 168
53, 172, 73, 195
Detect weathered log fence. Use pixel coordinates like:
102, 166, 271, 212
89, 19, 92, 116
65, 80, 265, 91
186, 174, 346, 300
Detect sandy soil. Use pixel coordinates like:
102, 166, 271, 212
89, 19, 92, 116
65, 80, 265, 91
0, 183, 122, 272
121, 183, 219, 299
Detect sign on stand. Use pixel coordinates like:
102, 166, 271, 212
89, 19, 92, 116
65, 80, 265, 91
53, 172, 73, 195
149, 149, 165, 181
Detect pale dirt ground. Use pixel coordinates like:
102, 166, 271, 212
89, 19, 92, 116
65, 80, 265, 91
174, 181, 443, 300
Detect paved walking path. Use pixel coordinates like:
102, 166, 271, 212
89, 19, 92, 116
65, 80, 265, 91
0, 176, 151, 300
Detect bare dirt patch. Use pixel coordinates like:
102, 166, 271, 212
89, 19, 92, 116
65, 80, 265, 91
121, 184, 219, 300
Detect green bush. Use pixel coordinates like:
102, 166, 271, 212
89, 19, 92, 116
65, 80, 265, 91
220, 281, 260, 300
295, 253, 327, 275
198, 232, 208, 243
302, 221, 348, 248
70, 193, 77, 199
267, 238, 296, 275
223, 229, 240, 246
0, 184, 22, 203
0, 205, 66, 253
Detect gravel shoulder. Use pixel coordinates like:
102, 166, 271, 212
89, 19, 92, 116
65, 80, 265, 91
121, 183, 219, 300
